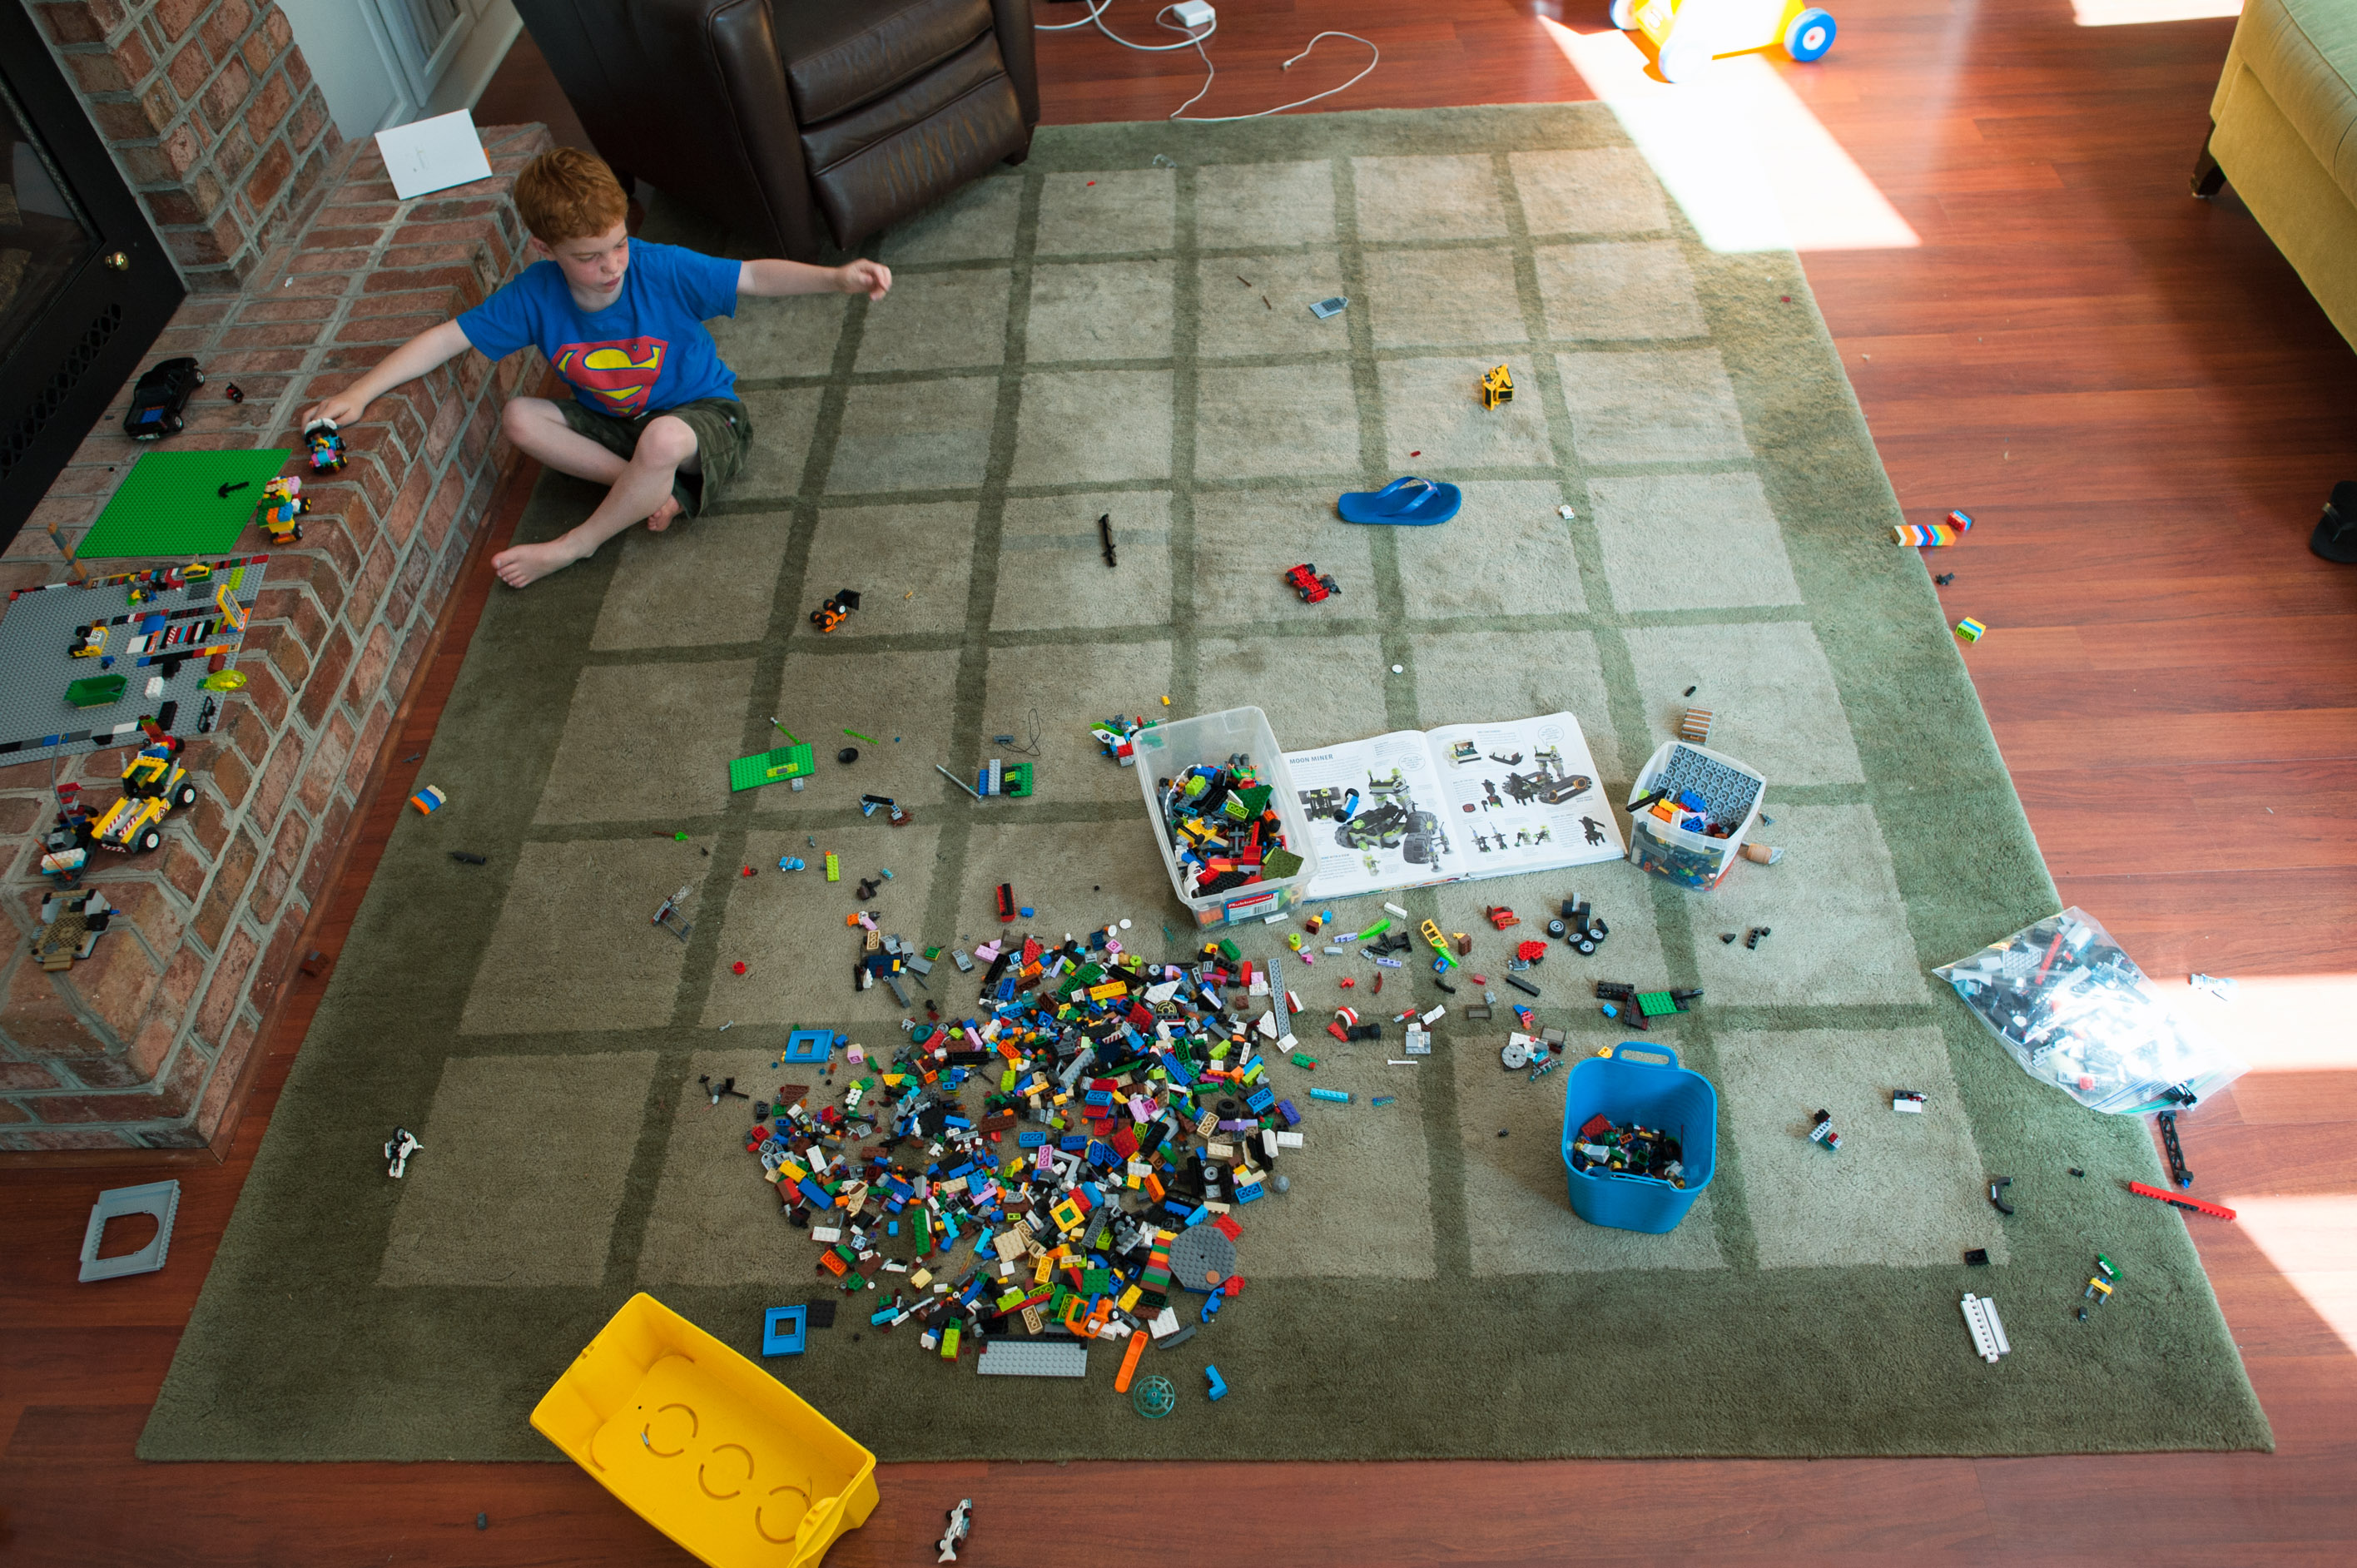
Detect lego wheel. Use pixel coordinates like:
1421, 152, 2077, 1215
1784, 7, 1836, 61
1608, 0, 1635, 26
172, 782, 197, 808
1657, 33, 1711, 81
191, 370, 205, 385
136, 826, 162, 853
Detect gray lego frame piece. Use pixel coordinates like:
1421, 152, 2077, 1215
1165, 1225, 1236, 1293
0, 556, 268, 767
78, 1178, 181, 1282
975, 1337, 1089, 1377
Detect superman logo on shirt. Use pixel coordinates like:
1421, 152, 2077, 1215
552, 336, 667, 416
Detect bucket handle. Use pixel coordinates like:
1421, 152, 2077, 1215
1605, 1042, 1680, 1071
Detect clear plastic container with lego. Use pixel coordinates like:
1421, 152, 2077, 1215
1624, 739, 1766, 890
1134, 705, 1318, 927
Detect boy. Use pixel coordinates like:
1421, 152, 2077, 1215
303, 147, 890, 588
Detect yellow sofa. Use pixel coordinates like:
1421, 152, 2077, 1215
2196, 0, 2357, 352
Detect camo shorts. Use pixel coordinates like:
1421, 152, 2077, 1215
556, 394, 751, 518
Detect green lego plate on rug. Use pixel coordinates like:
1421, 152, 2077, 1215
729, 742, 816, 791
77, 449, 292, 559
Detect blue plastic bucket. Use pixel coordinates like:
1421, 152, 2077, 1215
1560, 1043, 1718, 1233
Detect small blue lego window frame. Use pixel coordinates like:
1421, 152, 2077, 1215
782, 1029, 841, 1064
762, 1304, 808, 1356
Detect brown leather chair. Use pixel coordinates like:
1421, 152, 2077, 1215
511, 0, 1039, 260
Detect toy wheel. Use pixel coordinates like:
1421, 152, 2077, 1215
172, 782, 197, 808
166, 414, 184, 434
1784, 7, 1835, 61
136, 827, 162, 854
1608, 0, 1635, 27
1657, 34, 1711, 82
192, 370, 206, 385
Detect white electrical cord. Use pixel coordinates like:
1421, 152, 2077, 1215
1038, 0, 1378, 122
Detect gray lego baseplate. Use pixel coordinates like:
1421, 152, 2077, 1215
1165, 1225, 1237, 1293
0, 556, 268, 767
1651, 743, 1762, 826
975, 1337, 1090, 1377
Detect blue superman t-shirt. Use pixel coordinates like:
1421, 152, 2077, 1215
457, 239, 740, 419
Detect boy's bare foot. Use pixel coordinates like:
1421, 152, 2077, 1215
490, 536, 589, 588
644, 493, 685, 533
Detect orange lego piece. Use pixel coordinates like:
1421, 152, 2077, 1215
1115, 1329, 1149, 1393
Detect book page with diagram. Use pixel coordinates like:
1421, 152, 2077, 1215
1283, 730, 1467, 901
1418, 712, 1625, 880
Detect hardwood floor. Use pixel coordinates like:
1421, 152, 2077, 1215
5, 2, 2355, 1562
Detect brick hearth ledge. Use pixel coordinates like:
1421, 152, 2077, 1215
0, 122, 553, 1150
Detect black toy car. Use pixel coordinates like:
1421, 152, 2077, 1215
123, 356, 203, 441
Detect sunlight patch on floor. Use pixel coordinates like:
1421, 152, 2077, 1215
2171, 975, 2357, 1074
1539, 18, 1918, 253
2073, 0, 2241, 26
2223, 1194, 2357, 1356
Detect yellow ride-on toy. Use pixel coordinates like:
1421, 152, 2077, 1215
1612, 0, 1838, 83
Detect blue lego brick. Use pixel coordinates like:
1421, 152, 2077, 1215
1278, 1099, 1302, 1128
1246, 1087, 1276, 1114
1019, 1130, 1047, 1148
762, 1305, 807, 1356
796, 1178, 833, 1210
782, 1030, 841, 1064
1059, 1134, 1088, 1152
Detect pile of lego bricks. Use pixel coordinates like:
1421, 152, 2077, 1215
743, 931, 1309, 1365
1567, 1114, 1690, 1188
1153, 755, 1303, 900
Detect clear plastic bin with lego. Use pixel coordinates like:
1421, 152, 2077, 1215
1624, 739, 1765, 890
1134, 705, 1318, 927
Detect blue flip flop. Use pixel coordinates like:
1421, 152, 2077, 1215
1337, 475, 1461, 525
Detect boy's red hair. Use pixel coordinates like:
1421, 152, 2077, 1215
513, 147, 629, 246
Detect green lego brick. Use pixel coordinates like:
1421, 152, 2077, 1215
64, 674, 127, 708
1636, 990, 1677, 1017
78, 449, 293, 559
729, 742, 815, 791
1004, 762, 1034, 797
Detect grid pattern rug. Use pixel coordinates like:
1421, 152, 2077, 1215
141, 106, 2270, 1462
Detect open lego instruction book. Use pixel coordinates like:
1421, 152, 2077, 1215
1283, 712, 1626, 901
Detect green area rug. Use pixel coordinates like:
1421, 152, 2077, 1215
142, 105, 2270, 1462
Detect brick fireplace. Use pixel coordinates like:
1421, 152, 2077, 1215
0, 1, 551, 1151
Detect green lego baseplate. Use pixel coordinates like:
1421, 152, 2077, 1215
1636, 990, 1678, 1017
729, 742, 816, 791
77, 449, 293, 559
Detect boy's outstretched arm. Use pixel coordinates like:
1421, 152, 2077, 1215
739, 258, 892, 300
301, 319, 475, 428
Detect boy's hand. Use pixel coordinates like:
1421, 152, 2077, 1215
837, 260, 892, 300
302, 390, 370, 429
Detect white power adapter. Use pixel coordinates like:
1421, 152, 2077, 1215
1169, 1, 1215, 31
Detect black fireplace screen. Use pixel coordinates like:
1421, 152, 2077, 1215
0, 2, 185, 554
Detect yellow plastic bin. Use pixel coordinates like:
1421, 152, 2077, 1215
530, 1293, 878, 1568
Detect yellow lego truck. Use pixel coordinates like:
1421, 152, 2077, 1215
1612, 0, 1838, 83
93, 726, 197, 855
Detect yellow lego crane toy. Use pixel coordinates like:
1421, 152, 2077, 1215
1479, 363, 1514, 409
1611, 0, 1838, 83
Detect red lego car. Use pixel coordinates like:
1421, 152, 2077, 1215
1285, 563, 1340, 603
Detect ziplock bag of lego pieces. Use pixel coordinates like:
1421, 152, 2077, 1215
1933, 906, 2247, 1114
